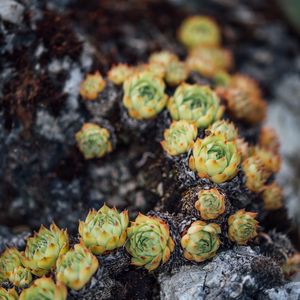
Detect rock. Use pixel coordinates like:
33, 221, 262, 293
0, 0, 24, 24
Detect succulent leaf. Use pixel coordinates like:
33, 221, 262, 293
168, 83, 224, 128
21, 223, 69, 277
195, 188, 225, 220
80, 71, 106, 101
252, 147, 281, 173
75, 123, 112, 160
56, 243, 99, 290
242, 156, 271, 192
79, 204, 129, 254
0, 248, 22, 281
189, 134, 241, 183
19, 277, 67, 300
262, 182, 283, 210
161, 120, 197, 156
9, 266, 32, 288
181, 221, 221, 262
178, 16, 221, 48
228, 209, 258, 245
0, 287, 18, 300
123, 71, 168, 120
207, 120, 238, 141
125, 214, 175, 271
108, 64, 134, 85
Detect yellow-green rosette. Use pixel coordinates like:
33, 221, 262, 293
178, 16, 221, 48
161, 120, 197, 156
56, 243, 99, 290
75, 123, 112, 160
123, 71, 168, 120
79, 204, 129, 255
108, 64, 134, 85
126, 214, 175, 271
0, 248, 22, 281
242, 156, 271, 192
228, 209, 258, 245
149, 50, 178, 66
208, 120, 238, 141
262, 182, 283, 210
21, 223, 69, 277
80, 71, 106, 101
9, 266, 32, 288
189, 135, 241, 183
252, 147, 281, 174
0, 287, 18, 300
181, 221, 221, 262
165, 60, 188, 86
195, 188, 225, 220
168, 83, 224, 128
19, 277, 67, 300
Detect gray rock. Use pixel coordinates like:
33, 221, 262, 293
0, 0, 24, 24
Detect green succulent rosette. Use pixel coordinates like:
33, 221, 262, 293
0, 287, 18, 300
161, 120, 197, 156
208, 120, 238, 141
228, 209, 258, 245
21, 223, 69, 276
181, 221, 221, 262
168, 83, 224, 128
75, 123, 112, 160
0, 248, 22, 281
108, 64, 134, 85
9, 266, 32, 288
79, 204, 129, 255
123, 71, 168, 120
149, 50, 178, 67
126, 214, 175, 271
178, 16, 221, 48
189, 134, 241, 183
19, 277, 67, 300
56, 243, 99, 290
195, 188, 225, 220
165, 60, 188, 86
242, 156, 271, 192
262, 182, 283, 210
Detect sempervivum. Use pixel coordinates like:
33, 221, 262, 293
161, 120, 197, 156
167, 83, 224, 128
181, 221, 221, 262
242, 156, 271, 193
0, 248, 22, 281
123, 71, 168, 120
228, 209, 258, 245
186, 46, 233, 78
189, 134, 241, 183
108, 64, 134, 85
0, 287, 18, 300
262, 182, 283, 210
21, 223, 69, 276
178, 15, 221, 48
19, 277, 67, 300
252, 147, 281, 174
207, 120, 238, 141
195, 188, 225, 220
79, 204, 129, 255
75, 123, 112, 160
9, 266, 32, 288
56, 243, 99, 290
125, 214, 175, 271
80, 71, 106, 101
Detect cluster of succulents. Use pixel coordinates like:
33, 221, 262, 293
1, 12, 296, 299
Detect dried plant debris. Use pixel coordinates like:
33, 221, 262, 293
0, 0, 300, 299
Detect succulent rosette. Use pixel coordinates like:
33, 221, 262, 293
168, 83, 224, 128
242, 156, 271, 192
126, 214, 175, 271
259, 127, 280, 154
235, 138, 250, 161
178, 16, 221, 48
186, 46, 232, 78
19, 277, 67, 300
213, 71, 231, 87
0, 288, 18, 300
56, 243, 99, 290
228, 209, 258, 245
189, 134, 241, 183
108, 64, 134, 85
79, 204, 129, 255
9, 266, 32, 288
181, 221, 221, 262
195, 188, 225, 220
207, 120, 238, 141
148, 50, 178, 66
252, 147, 281, 173
0, 248, 22, 281
161, 120, 197, 156
123, 71, 168, 120
75, 123, 112, 160
262, 182, 283, 210
21, 223, 69, 276
165, 60, 188, 86
80, 71, 106, 101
